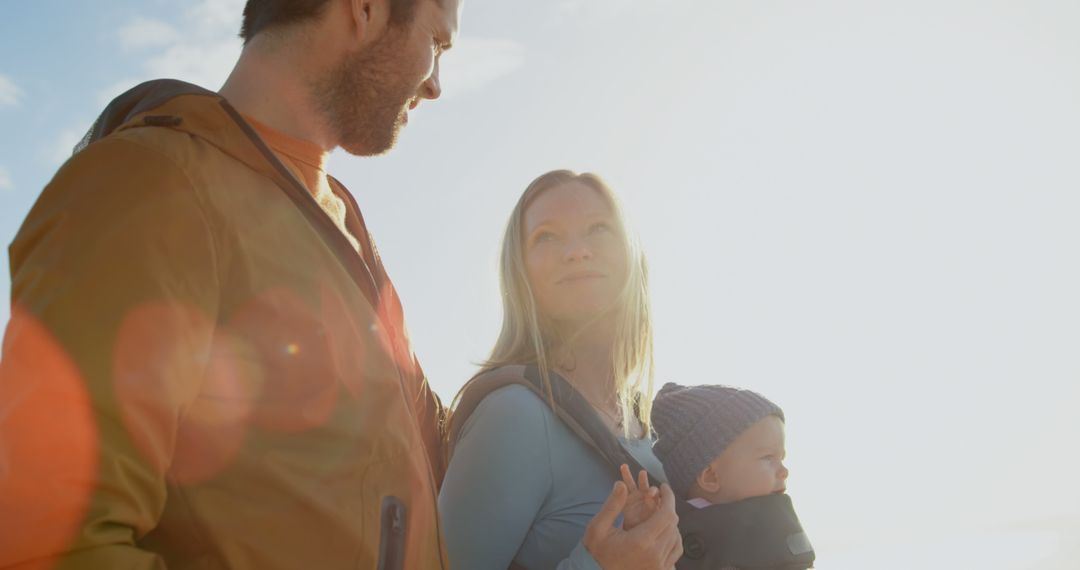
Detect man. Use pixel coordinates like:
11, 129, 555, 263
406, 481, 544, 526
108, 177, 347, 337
0, 0, 460, 568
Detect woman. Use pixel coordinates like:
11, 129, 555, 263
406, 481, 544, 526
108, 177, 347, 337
439, 170, 683, 570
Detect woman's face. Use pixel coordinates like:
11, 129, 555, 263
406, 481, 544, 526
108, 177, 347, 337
522, 181, 629, 328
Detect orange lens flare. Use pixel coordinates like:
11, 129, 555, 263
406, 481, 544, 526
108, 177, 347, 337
0, 306, 98, 568
228, 288, 337, 434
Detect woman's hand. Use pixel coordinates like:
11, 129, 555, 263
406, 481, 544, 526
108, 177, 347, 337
583, 480, 683, 570
619, 464, 660, 530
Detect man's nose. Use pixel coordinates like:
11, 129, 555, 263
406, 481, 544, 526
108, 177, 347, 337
420, 59, 442, 100
778, 463, 790, 481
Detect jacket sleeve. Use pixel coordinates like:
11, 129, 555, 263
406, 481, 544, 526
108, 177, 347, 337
409, 356, 448, 484
438, 386, 602, 570
0, 137, 220, 569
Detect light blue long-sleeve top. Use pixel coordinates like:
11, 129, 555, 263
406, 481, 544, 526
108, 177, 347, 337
439, 385, 667, 570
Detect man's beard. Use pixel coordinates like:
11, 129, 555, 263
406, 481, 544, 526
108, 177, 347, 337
312, 31, 415, 156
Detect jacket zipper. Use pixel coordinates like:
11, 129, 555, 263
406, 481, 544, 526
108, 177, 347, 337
376, 496, 407, 570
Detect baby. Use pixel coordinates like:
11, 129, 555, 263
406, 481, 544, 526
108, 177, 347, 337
624, 383, 814, 570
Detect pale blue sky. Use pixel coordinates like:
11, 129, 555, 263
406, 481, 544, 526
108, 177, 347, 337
3, 1, 1079, 567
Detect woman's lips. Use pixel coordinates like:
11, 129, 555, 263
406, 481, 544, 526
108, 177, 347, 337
558, 271, 605, 284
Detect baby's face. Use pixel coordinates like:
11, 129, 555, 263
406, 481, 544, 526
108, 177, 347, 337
696, 415, 788, 504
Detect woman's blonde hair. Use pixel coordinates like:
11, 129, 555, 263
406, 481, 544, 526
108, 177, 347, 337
458, 170, 655, 437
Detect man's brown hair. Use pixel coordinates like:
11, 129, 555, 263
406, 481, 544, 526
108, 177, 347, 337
240, 0, 423, 44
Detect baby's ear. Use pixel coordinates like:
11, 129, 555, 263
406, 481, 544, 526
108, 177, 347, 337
696, 464, 721, 494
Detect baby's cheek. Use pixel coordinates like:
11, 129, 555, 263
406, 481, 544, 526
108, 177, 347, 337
751, 466, 778, 494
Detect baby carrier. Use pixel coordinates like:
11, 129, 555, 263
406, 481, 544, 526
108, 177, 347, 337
447, 365, 815, 570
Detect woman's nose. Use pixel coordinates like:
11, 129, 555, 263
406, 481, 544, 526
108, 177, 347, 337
563, 238, 593, 262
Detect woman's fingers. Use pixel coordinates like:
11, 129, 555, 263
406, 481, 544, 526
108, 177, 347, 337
589, 481, 629, 534
634, 483, 679, 540
587, 480, 682, 570
652, 483, 675, 516
620, 464, 636, 489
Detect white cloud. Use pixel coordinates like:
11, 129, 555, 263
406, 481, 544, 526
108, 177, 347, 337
119, 17, 181, 50
441, 38, 526, 98
56, 0, 243, 168
144, 39, 242, 91
0, 165, 13, 192
188, 0, 245, 34
102, 0, 244, 103
0, 74, 22, 107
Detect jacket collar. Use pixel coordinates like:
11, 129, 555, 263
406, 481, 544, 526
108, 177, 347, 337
81, 79, 384, 307
80, 79, 302, 189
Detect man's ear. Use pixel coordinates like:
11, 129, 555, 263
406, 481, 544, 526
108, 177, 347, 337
348, 0, 393, 47
696, 464, 721, 494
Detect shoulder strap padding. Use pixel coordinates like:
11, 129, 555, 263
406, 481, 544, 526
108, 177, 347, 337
447, 364, 659, 487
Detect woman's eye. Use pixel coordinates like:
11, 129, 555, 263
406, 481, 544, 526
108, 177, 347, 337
535, 232, 555, 243
589, 222, 611, 234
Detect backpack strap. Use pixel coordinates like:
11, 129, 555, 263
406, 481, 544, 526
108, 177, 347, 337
447, 364, 660, 488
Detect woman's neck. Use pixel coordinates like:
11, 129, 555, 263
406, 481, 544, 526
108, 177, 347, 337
554, 317, 618, 405
558, 347, 614, 406
552, 316, 644, 438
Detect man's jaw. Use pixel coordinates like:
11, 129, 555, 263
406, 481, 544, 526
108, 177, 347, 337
400, 98, 420, 126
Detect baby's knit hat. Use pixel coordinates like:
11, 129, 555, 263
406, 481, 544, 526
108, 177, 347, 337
651, 382, 784, 499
